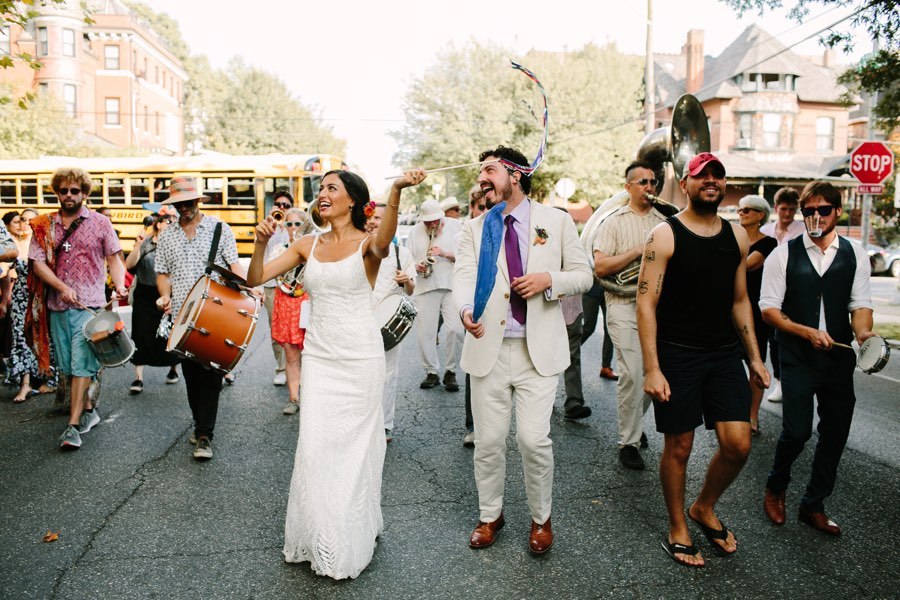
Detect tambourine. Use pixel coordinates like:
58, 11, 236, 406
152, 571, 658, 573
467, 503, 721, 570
833, 336, 891, 374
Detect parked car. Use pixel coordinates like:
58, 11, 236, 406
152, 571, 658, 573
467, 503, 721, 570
884, 243, 900, 278
865, 243, 889, 275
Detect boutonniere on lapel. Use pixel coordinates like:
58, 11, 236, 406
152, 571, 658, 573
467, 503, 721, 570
533, 226, 549, 246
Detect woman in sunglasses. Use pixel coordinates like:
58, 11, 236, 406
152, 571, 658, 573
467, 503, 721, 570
125, 206, 180, 394
269, 208, 314, 415
737, 195, 777, 436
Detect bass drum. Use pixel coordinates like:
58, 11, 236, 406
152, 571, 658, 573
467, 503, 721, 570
167, 275, 260, 373
374, 294, 417, 351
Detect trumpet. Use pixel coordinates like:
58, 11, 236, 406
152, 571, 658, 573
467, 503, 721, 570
271, 208, 285, 222
276, 224, 306, 296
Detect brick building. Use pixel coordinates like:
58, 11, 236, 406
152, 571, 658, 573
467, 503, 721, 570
651, 25, 856, 205
0, 0, 187, 154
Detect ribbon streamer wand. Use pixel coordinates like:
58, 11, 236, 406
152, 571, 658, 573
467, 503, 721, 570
384, 160, 498, 180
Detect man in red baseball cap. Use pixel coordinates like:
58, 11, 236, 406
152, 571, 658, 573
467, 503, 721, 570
636, 152, 770, 567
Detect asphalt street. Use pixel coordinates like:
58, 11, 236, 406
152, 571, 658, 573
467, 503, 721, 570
0, 291, 898, 599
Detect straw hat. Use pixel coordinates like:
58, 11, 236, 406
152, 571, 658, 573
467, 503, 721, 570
160, 176, 209, 205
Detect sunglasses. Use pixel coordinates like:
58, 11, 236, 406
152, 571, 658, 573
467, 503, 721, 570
285, 221, 305, 227
737, 208, 762, 215
57, 187, 82, 196
800, 206, 834, 218
275, 202, 292, 209
630, 178, 658, 187
476, 204, 486, 211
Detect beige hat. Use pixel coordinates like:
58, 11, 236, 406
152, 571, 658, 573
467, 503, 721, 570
160, 176, 209, 205
418, 199, 444, 222
439, 196, 460, 212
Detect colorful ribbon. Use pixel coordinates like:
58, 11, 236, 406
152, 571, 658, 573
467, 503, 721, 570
498, 61, 549, 176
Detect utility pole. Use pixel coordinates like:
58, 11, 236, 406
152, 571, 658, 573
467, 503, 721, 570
644, 0, 655, 135
860, 37, 879, 251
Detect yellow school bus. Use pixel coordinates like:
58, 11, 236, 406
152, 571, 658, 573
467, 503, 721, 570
0, 153, 345, 255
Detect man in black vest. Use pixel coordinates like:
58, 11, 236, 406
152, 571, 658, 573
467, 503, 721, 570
759, 180, 874, 535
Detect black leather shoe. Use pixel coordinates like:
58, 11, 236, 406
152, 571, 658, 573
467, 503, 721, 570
640, 432, 649, 449
564, 405, 592, 420
618, 446, 646, 470
443, 371, 459, 392
420, 373, 440, 389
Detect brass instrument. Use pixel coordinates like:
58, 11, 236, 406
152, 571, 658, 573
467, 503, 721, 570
271, 208, 285, 222
422, 228, 437, 279
276, 214, 309, 296
581, 94, 710, 297
305, 198, 329, 233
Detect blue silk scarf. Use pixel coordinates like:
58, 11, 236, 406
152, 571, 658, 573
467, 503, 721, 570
472, 201, 507, 321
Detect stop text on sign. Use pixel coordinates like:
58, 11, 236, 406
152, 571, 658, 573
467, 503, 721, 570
851, 154, 892, 179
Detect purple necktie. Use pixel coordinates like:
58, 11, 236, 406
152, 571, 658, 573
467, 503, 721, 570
504, 214, 526, 324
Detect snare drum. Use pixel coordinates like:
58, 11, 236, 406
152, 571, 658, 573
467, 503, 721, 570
374, 294, 417, 351
83, 310, 136, 368
167, 275, 260, 373
857, 336, 891, 374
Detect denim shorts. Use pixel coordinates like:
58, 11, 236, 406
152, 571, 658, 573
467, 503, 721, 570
49, 309, 101, 377
652, 341, 750, 434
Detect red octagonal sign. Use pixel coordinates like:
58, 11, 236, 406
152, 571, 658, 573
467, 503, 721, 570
850, 141, 894, 185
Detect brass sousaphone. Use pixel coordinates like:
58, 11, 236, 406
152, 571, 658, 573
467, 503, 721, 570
580, 94, 710, 296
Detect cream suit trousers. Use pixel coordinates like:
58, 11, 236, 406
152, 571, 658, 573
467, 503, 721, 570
382, 343, 400, 431
471, 338, 557, 524
414, 289, 462, 375
606, 302, 651, 448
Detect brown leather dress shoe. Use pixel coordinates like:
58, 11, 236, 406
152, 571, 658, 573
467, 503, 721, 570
763, 488, 786, 525
798, 507, 841, 536
529, 517, 553, 555
599, 367, 619, 381
469, 514, 505, 548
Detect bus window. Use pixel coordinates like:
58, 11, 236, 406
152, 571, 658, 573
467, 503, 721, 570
204, 177, 223, 205
226, 177, 254, 206
0, 180, 16, 204
20, 179, 38, 205
129, 177, 152, 205
107, 178, 126, 204
152, 178, 170, 203
303, 175, 322, 206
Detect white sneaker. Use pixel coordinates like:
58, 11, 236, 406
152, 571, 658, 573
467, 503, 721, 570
78, 409, 101, 434
273, 372, 287, 386
768, 380, 783, 403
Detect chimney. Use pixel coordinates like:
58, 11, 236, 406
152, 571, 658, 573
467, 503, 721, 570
683, 29, 705, 94
822, 48, 837, 68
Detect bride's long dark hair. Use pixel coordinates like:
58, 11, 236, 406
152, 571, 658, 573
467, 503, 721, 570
323, 170, 370, 231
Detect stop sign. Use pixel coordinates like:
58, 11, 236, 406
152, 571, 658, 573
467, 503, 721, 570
850, 141, 894, 185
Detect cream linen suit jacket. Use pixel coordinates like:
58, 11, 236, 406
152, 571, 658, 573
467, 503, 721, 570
453, 201, 593, 377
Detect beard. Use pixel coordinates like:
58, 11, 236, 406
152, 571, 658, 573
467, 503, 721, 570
688, 189, 724, 215
60, 199, 83, 215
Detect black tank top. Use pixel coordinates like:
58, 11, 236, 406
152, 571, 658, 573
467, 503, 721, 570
656, 216, 741, 349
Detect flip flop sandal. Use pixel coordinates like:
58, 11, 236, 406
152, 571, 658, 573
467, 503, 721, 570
688, 513, 737, 556
13, 395, 29, 404
661, 538, 704, 568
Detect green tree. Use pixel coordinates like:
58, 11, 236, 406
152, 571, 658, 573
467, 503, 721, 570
391, 42, 644, 205
0, 85, 80, 157
720, 0, 900, 132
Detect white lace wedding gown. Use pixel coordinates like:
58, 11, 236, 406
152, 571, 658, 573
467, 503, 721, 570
283, 235, 386, 579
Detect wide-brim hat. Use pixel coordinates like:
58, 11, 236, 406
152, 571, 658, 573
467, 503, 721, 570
418, 199, 444, 222
439, 196, 460, 212
160, 176, 209, 205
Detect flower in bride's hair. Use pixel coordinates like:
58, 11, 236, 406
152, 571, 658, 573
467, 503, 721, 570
363, 200, 376, 218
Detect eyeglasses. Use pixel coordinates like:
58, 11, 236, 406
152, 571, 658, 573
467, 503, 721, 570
476, 204, 486, 211
800, 206, 834, 218
737, 208, 761, 215
275, 202, 292, 209
162, 217, 177, 223
57, 187, 82, 196
285, 221, 305, 227
630, 178, 658, 187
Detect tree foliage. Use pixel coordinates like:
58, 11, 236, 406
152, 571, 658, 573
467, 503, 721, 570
720, 0, 900, 132
0, 85, 81, 157
126, 1, 344, 155
391, 42, 645, 205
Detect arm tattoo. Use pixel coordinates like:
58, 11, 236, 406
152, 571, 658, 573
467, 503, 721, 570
655, 273, 662, 295
644, 249, 656, 262
779, 310, 793, 323
638, 279, 649, 295
647, 234, 655, 245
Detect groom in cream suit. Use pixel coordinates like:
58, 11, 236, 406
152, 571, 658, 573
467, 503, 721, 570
454, 146, 593, 555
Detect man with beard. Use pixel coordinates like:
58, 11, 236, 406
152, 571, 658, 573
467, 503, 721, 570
759, 181, 873, 536
636, 153, 769, 567
407, 199, 463, 391
29, 168, 127, 450
155, 177, 247, 461
454, 146, 593, 555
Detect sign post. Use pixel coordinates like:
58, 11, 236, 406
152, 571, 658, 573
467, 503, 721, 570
850, 141, 895, 247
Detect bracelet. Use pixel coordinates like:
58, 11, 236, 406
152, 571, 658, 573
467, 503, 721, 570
388, 202, 400, 209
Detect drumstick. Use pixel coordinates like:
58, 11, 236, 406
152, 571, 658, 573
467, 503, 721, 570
384, 159, 499, 180
831, 342, 854, 350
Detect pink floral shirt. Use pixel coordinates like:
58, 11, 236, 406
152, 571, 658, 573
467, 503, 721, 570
29, 205, 121, 311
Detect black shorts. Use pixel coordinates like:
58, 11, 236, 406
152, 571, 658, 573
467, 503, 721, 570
653, 342, 751, 434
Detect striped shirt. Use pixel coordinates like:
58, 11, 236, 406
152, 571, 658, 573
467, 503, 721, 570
593, 204, 666, 306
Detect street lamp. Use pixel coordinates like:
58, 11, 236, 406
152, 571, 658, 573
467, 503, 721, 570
432, 183, 443, 202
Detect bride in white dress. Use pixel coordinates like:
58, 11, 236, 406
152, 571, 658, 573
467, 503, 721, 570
248, 168, 426, 580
